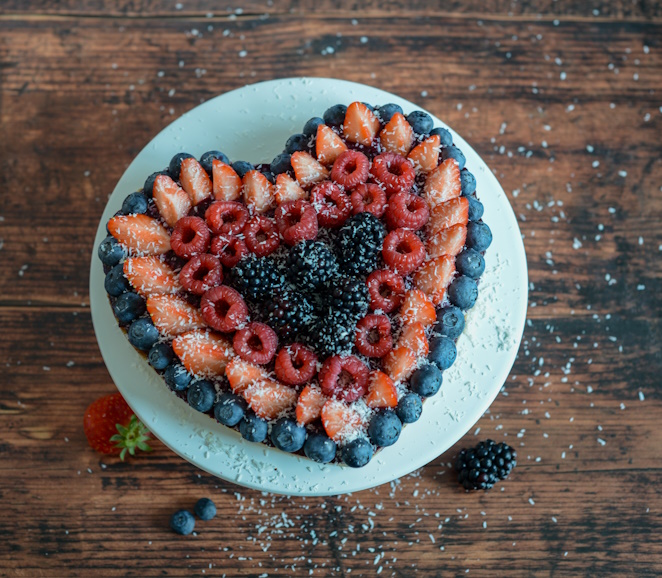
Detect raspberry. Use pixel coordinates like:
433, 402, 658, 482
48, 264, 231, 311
274, 200, 318, 246
274, 343, 318, 385
350, 183, 387, 217
310, 181, 351, 228
233, 322, 278, 365
385, 192, 430, 231
370, 152, 416, 196
179, 254, 223, 295
330, 150, 370, 189
355, 314, 393, 358
243, 215, 280, 256
382, 228, 426, 276
200, 285, 249, 333
170, 216, 211, 259
319, 355, 370, 403
205, 201, 249, 235
210, 233, 249, 268
366, 269, 405, 313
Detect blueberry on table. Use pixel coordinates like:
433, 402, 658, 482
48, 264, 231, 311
143, 171, 166, 197
213, 392, 247, 427
376, 103, 403, 122
323, 104, 348, 126
112, 292, 146, 324
270, 417, 307, 453
302, 117, 325, 137
456, 248, 485, 279
170, 510, 195, 535
441, 145, 466, 170
410, 364, 443, 397
430, 127, 453, 146
194, 498, 217, 521
187, 380, 216, 413
428, 336, 457, 370
98, 235, 125, 266
199, 150, 230, 174
121, 191, 149, 215
341, 438, 373, 468
168, 152, 194, 180
164, 362, 192, 392
303, 432, 337, 463
460, 169, 476, 196
448, 275, 479, 310
406, 110, 433, 135
396, 393, 423, 424
467, 196, 484, 222
284, 133, 309, 154
231, 160, 254, 179
434, 305, 465, 339
104, 263, 130, 297
270, 153, 292, 175
148, 342, 174, 370
239, 412, 268, 442
368, 410, 402, 447
466, 221, 493, 252
127, 317, 159, 351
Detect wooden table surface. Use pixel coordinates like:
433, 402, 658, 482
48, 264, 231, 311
1, 1, 661, 576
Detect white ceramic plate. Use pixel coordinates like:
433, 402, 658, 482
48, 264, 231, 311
90, 77, 528, 496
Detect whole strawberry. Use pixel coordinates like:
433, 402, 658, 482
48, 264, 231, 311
83, 393, 152, 460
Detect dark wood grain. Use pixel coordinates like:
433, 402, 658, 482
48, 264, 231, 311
1, 4, 661, 577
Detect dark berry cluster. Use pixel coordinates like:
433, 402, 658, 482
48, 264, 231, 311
265, 290, 316, 341
314, 309, 358, 356
287, 240, 339, 294
324, 275, 369, 321
455, 440, 517, 490
336, 213, 386, 275
230, 255, 283, 302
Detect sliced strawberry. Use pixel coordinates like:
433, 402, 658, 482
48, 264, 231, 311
107, 214, 171, 256
383, 346, 417, 383
296, 385, 327, 426
320, 399, 366, 442
423, 158, 461, 209
291, 151, 329, 188
153, 174, 192, 227
342, 102, 380, 146
316, 124, 348, 166
242, 379, 297, 421
123, 256, 180, 296
427, 197, 469, 237
379, 112, 414, 156
408, 135, 441, 173
180, 157, 212, 205
365, 371, 398, 410
400, 289, 437, 327
426, 223, 467, 259
275, 173, 308, 204
225, 357, 268, 394
397, 322, 429, 357
212, 160, 242, 201
146, 294, 206, 336
413, 255, 456, 305
243, 170, 275, 214
172, 329, 233, 377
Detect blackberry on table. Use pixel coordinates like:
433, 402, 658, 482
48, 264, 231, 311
314, 309, 357, 356
287, 240, 339, 294
336, 212, 386, 276
230, 255, 283, 302
265, 290, 317, 341
324, 275, 369, 321
455, 439, 517, 491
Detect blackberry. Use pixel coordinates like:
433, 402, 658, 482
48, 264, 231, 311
324, 276, 369, 321
265, 290, 316, 341
314, 309, 357, 356
455, 440, 517, 491
287, 240, 339, 294
336, 212, 386, 275
230, 255, 283, 302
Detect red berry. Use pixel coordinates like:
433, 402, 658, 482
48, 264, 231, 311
318, 355, 370, 403
310, 181, 352, 228
179, 253, 223, 295
385, 192, 430, 231
233, 322, 278, 365
274, 343, 318, 385
355, 314, 393, 358
366, 269, 406, 313
210, 233, 249, 268
330, 150, 370, 189
170, 216, 211, 259
274, 200, 319, 246
243, 215, 280, 256
370, 152, 416, 196
382, 228, 426, 276
205, 201, 249, 235
200, 285, 249, 333
350, 183, 387, 217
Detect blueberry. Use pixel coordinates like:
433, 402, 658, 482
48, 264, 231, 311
410, 364, 443, 397
239, 412, 268, 442
303, 432, 337, 463
341, 438, 373, 468
368, 410, 402, 447
164, 362, 192, 391
270, 153, 292, 175
467, 196, 484, 222
170, 510, 195, 535
285, 133, 309, 154
428, 336, 457, 370
303, 117, 325, 137
456, 249, 485, 279
194, 498, 217, 521
376, 103, 403, 122
127, 317, 160, 351
200, 150, 229, 174
187, 380, 216, 412
168, 152, 194, 180
406, 110, 433, 135
261, 170, 275, 184
270, 417, 307, 453
430, 127, 453, 146
213, 392, 247, 426
396, 393, 423, 423
323, 104, 347, 126
148, 342, 175, 370
143, 171, 165, 197
448, 275, 478, 310
361, 102, 375, 111
113, 292, 146, 324
104, 264, 130, 297
435, 305, 465, 339
232, 160, 254, 179
460, 169, 476, 196
466, 221, 492, 252
98, 235, 125, 266
121, 191, 149, 215
441, 145, 466, 170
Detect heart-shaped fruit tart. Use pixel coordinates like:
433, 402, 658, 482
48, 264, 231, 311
98, 101, 492, 468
